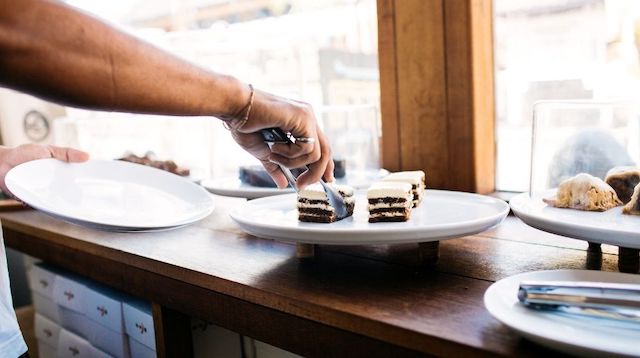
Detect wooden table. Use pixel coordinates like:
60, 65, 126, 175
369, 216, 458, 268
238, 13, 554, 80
3, 195, 634, 358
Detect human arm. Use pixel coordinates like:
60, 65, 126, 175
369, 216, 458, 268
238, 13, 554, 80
0, 0, 332, 188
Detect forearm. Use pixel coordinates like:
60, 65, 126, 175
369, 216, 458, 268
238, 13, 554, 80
0, 0, 247, 117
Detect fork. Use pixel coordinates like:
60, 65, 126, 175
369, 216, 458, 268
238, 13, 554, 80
260, 128, 348, 220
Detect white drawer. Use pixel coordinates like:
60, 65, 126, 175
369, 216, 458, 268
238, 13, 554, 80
34, 313, 61, 348
29, 263, 57, 298
129, 338, 157, 358
91, 344, 116, 358
84, 318, 130, 358
85, 282, 125, 333
37, 339, 57, 358
57, 329, 93, 358
123, 299, 155, 350
60, 306, 90, 338
33, 292, 62, 324
53, 273, 88, 313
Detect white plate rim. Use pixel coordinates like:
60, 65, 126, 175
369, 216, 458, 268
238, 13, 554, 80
510, 191, 640, 249
484, 269, 640, 357
229, 189, 510, 244
201, 177, 294, 199
6, 159, 214, 230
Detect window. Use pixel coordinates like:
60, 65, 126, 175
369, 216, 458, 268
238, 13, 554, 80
15, 0, 379, 179
494, 0, 640, 191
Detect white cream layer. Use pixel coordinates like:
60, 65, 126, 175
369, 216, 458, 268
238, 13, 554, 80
367, 182, 413, 199
382, 171, 425, 186
298, 182, 354, 201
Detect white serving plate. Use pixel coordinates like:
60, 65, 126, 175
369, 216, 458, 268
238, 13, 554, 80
201, 177, 295, 199
229, 189, 509, 245
203, 169, 389, 199
484, 269, 640, 357
510, 191, 640, 249
6, 159, 214, 231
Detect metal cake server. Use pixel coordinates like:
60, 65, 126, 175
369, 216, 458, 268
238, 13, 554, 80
260, 127, 348, 220
518, 280, 640, 324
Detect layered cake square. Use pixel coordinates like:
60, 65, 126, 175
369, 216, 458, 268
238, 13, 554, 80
382, 170, 426, 207
367, 181, 413, 222
297, 183, 355, 223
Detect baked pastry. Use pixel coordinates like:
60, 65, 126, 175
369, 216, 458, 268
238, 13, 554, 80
297, 183, 355, 223
543, 173, 621, 211
367, 181, 413, 222
382, 170, 426, 207
604, 166, 640, 204
623, 183, 640, 215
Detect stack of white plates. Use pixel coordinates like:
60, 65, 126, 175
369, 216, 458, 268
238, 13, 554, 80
6, 159, 214, 232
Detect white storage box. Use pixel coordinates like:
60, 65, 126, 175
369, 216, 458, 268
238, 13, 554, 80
85, 282, 125, 333
84, 317, 130, 358
129, 338, 157, 358
32, 292, 62, 323
29, 263, 58, 298
34, 313, 61, 349
60, 306, 90, 338
123, 299, 156, 351
37, 339, 57, 358
53, 273, 88, 313
57, 329, 93, 358
91, 344, 117, 358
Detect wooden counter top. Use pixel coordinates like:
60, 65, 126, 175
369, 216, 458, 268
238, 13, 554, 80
2, 195, 625, 357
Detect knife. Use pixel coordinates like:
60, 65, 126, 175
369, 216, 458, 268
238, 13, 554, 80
259, 128, 348, 220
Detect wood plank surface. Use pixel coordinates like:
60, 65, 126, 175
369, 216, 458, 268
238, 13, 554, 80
1, 194, 620, 357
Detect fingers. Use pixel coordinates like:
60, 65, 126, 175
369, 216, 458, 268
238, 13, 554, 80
47, 146, 90, 163
269, 141, 315, 159
295, 127, 332, 188
260, 160, 289, 189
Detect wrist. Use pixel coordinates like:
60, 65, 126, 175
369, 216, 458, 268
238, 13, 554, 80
216, 75, 251, 121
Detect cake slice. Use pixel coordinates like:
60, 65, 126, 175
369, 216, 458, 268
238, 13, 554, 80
543, 173, 622, 211
367, 182, 413, 223
623, 183, 640, 215
382, 170, 426, 207
605, 166, 640, 204
297, 183, 355, 223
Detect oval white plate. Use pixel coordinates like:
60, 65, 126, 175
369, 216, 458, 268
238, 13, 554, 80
484, 270, 640, 357
201, 177, 295, 199
6, 159, 214, 230
203, 169, 390, 200
510, 191, 640, 249
229, 190, 509, 245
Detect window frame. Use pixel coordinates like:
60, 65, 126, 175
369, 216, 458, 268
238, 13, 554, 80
377, 0, 495, 194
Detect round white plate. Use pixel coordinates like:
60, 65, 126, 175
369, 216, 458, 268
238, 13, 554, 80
484, 270, 640, 357
202, 169, 390, 199
6, 159, 214, 230
510, 191, 640, 249
229, 189, 509, 245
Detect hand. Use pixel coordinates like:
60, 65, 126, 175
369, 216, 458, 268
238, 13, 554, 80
0, 144, 90, 194
228, 89, 333, 189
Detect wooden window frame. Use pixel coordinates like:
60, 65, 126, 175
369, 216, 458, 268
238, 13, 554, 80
377, 0, 495, 194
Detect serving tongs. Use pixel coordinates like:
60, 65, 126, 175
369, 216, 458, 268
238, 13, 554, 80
518, 280, 640, 324
260, 127, 348, 220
